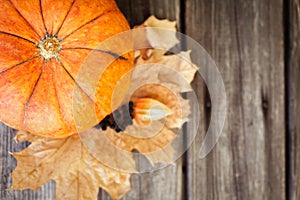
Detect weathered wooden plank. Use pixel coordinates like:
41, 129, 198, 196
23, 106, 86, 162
1, 0, 289, 200
290, 0, 300, 199
116, 0, 181, 28
98, 1, 184, 199
185, 0, 285, 199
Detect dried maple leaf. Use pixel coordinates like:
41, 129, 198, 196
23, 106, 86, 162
98, 55, 195, 167
134, 16, 178, 59
79, 16, 197, 169
143, 16, 178, 50
10, 131, 131, 200
134, 16, 197, 93
81, 77, 192, 168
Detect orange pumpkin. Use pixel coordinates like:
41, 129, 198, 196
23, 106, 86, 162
0, 0, 134, 138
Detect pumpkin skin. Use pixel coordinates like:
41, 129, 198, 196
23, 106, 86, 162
0, 0, 134, 138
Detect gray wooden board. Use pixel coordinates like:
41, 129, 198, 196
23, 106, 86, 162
185, 0, 286, 199
100, 1, 184, 199
290, 0, 300, 199
0, 0, 293, 200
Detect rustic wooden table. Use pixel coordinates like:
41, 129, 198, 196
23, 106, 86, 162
1, 0, 299, 199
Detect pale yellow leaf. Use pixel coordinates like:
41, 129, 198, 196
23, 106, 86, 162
134, 50, 197, 93
99, 84, 191, 166
104, 126, 176, 166
133, 16, 197, 92
79, 127, 137, 173
134, 16, 178, 59
143, 16, 178, 51
10, 131, 131, 200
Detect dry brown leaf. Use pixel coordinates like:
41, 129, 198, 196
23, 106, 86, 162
99, 16, 196, 166
143, 16, 178, 51
100, 83, 190, 166
79, 127, 137, 173
133, 16, 197, 93
104, 126, 176, 166
134, 16, 178, 59
10, 131, 131, 200
134, 50, 197, 93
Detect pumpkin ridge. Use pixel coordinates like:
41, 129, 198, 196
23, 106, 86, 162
53, 0, 76, 36
57, 59, 96, 104
0, 31, 36, 44
9, 0, 42, 39
50, 60, 72, 133
0, 57, 43, 130
0, 55, 39, 75
24, 61, 45, 118
23, 60, 71, 136
61, 47, 127, 60
61, 9, 118, 41
39, 0, 48, 33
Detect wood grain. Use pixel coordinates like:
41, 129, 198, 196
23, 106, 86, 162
115, 0, 181, 28
0, 0, 293, 200
185, 0, 285, 199
291, 0, 300, 199
98, 1, 184, 199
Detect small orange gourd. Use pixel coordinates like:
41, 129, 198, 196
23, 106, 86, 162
0, 0, 134, 138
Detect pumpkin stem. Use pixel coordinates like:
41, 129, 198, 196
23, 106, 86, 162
38, 35, 61, 60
